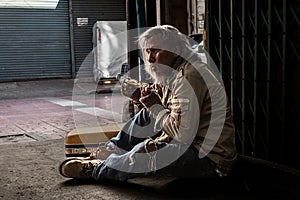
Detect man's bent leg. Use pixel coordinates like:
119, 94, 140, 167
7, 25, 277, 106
108, 108, 161, 152
92, 141, 152, 182
156, 146, 219, 179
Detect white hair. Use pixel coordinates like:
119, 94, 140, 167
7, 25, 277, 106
138, 25, 192, 84
138, 25, 191, 54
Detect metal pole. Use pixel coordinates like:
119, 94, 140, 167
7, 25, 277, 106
204, 0, 209, 53
253, 0, 258, 156
156, 0, 161, 25
68, 0, 75, 78
144, 0, 148, 26
266, 0, 272, 159
242, 0, 246, 155
230, 0, 234, 113
187, 0, 191, 34
281, 0, 287, 160
135, 0, 145, 83
191, 0, 197, 34
219, 0, 223, 76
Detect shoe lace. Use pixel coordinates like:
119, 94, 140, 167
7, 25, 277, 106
79, 161, 97, 177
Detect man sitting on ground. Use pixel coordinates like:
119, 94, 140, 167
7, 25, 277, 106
59, 25, 237, 181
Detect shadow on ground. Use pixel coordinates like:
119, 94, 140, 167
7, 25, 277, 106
59, 155, 300, 200
0, 139, 299, 199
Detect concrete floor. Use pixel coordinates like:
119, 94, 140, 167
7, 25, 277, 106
0, 78, 299, 199
1, 138, 299, 199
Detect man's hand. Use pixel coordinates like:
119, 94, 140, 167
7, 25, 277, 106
121, 78, 141, 102
139, 90, 161, 109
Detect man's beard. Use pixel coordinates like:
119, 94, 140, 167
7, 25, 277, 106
144, 64, 171, 84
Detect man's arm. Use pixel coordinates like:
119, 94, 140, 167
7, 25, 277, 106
148, 72, 205, 144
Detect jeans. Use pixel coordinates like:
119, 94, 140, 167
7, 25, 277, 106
92, 108, 218, 182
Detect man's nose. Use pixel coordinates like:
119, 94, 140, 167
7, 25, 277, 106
147, 52, 155, 63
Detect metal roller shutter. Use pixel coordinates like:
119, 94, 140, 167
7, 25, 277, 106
0, 0, 71, 81
71, 0, 126, 78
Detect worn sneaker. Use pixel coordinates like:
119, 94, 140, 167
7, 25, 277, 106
59, 158, 103, 179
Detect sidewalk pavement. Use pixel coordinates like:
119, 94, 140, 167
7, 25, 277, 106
0, 78, 185, 199
0, 78, 123, 144
0, 78, 299, 199
1, 137, 299, 200
0, 78, 76, 143
0, 78, 179, 199
0, 78, 121, 100
0, 78, 74, 99
0, 138, 179, 200
0, 138, 251, 200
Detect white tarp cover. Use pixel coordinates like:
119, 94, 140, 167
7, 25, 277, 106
92, 21, 127, 82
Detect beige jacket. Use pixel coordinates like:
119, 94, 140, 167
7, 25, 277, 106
147, 54, 237, 175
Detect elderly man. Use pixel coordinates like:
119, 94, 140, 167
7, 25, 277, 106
59, 25, 237, 181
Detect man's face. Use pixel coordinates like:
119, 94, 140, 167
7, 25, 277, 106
143, 36, 177, 79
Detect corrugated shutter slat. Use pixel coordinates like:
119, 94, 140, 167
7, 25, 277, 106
0, 0, 71, 81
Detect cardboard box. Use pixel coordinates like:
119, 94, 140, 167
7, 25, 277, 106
65, 123, 124, 157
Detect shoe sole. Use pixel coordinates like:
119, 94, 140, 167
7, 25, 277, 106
58, 157, 100, 178
58, 158, 83, 178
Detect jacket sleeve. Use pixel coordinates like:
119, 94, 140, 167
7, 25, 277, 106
149, 70, 206, 144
